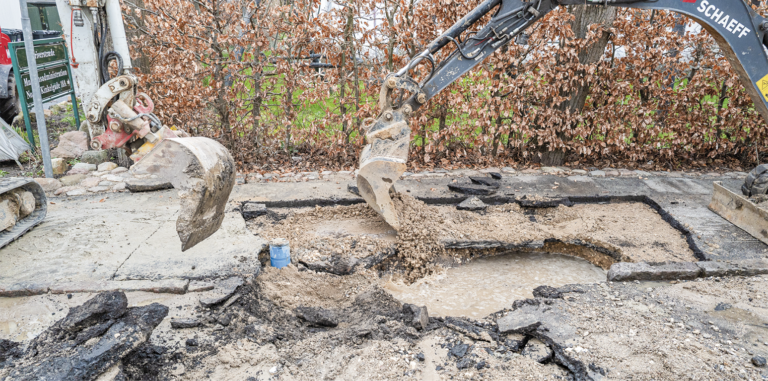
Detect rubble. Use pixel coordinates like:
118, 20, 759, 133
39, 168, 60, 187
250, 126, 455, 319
294, 306, 338, 327
456, 196, 487, 211
199, 277, 243, 307
2, 291, 167, 381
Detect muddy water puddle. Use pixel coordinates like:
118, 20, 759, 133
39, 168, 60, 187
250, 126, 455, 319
383, 252, 606, 318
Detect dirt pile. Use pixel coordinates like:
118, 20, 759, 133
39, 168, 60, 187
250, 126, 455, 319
391, 194, 447, 281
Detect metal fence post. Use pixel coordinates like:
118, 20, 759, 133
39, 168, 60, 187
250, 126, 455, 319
19, 0, 53, 178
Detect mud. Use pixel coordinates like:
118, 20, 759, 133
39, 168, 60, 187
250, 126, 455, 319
383, 252, 606, 318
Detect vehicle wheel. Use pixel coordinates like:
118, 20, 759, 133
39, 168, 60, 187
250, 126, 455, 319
0, 73, 20, 125
741, 164, 768, 197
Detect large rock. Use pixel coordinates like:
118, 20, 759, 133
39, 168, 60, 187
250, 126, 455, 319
8, 292, 168, 381
60, 174, 86, 186
80, 177, 102, 188
34, 177, 62, 192
51, 131, 88, 159
67, 163, 96, 175
97, 162, 118, 172
607, 262, 701, 282
81, 150, 110, 165
51, 158, 68, 175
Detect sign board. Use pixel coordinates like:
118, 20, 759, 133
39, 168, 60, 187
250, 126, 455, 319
8, 37, 80, 148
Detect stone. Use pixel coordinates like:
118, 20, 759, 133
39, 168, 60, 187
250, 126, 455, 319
320, 171, 333, 176
241, 203, 267, 219
8, 292, 168, 381
171, 318, 201, 329
88, 186, 110, 193
634, 170, 652, 177
68, 162, 97, 175
696, 259, 768, 277
753, 356, 766, 367
60, 174, 86, 186
110, 167, 128, 174
607, 262, 701, 282
521, 338, 553, 363
504, 334, 527, 352
125, 178, 173, 192
403, 304, 429, 330
589, 170, 605, 178
81, 150, 110, 165
457, 197, 487, 211
456, 357, 475, 370
188, 281, 214, 292
80, 177, 102, 188
186, 338, 198, 346
469, 176, 500, 187
34, 178, 62, 192
714, 302, 732, 311
448, 183, 497, 195
604, 170, 620, 177
98, 162, 118, 172
91, 171, 106, 177
488, 172, 502, 180
541, 167, 563, 174
479, 168, 500, 174
103, 174, 124, 182
295, 306, 338, 327
0, 198, 19, 230
449, 343, 470, 358
53, 186, 78, 196
497, 311, 542, 334
571, 169, 587, 175
199, 277, 243, 307
112, 183, 126, 192
217, 314, 232, 326
66, 188, 87, 197
618, 169, 635, 177
98, 181, 114, 187
50, 131, 88, 159
501, 167, 516, 174
51, 158, 67, 175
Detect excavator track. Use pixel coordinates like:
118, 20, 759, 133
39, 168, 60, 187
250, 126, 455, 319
0, 177, 46, 249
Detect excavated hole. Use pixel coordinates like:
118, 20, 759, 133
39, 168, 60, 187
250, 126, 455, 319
246, 195, 698, 316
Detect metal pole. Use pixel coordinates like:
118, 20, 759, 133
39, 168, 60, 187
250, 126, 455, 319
19, 0, 53, 178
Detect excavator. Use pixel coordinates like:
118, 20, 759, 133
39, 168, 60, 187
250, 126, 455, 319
356, 0, 768, 236
3, 0, 768, 251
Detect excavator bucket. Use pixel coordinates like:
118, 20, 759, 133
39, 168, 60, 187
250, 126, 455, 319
357, 109, 411, 231
129, 137, 236, 251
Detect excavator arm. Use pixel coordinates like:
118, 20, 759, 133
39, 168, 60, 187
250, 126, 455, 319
358, 0, 768, 230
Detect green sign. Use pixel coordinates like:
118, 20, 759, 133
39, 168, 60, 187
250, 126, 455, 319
13, 40, 67, 71
19, 64, 73, 107
8, 37, 80, 149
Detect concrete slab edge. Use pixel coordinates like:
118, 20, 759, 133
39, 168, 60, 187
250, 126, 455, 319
608, 259, 768, 282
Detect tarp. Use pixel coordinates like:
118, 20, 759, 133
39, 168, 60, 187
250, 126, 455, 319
0, 118, 30, 168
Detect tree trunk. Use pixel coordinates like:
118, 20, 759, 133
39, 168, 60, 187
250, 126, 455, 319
541, 4, 616, 166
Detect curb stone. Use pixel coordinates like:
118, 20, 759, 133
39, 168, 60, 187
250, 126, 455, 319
608, 259, 768, 282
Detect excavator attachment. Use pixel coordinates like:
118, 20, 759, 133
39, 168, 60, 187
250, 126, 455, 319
129, 137, 235, 251
357, 84, 412, 230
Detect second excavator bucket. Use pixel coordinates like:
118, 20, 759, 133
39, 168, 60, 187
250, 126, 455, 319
357, 109, 411, 231
129, 137, 236, 251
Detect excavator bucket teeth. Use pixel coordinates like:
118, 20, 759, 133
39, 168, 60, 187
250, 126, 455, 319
357, 110, 410, 230
129, 137, 235, 251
